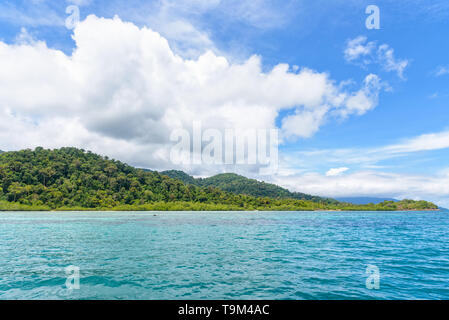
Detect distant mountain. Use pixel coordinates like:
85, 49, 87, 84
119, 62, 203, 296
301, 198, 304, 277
162, 171, 339, 204
335, 197, 398, 205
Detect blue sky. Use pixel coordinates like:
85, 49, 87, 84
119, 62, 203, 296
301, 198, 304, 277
1, 0, 449, 205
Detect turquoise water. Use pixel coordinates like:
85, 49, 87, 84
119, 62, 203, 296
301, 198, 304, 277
0, 210, 448, 300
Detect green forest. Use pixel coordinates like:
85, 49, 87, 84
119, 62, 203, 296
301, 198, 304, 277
0, 147, 439, 211
162, 170, 338, 204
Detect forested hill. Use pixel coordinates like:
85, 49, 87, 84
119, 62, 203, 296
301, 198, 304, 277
0, 148, 439, 211
161, 170, 337, 204
0, 147, 250, 209
161, 170, 198, 186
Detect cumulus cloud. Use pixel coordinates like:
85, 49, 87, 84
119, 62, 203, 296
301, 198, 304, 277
280, 72, 382, 139
341, 74, 381, 117
0, 15, 381, 171
344, 36, 409, 79
344, 36, 375, 62
326, 167, 349, 176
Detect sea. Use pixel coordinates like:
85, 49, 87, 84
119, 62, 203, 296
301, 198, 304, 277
0, 210, 448, 299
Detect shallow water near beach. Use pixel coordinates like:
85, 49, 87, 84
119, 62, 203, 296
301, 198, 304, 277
1, 210, 448, 299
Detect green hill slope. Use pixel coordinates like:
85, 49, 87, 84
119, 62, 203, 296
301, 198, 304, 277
161, 171, 337, 204
161, 170, 199, 186
0, 148, 439, 211
0, 147, 255, 210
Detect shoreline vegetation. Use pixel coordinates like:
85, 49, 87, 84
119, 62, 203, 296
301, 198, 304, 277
0, 147, 439, 212
0, 200, 441, 212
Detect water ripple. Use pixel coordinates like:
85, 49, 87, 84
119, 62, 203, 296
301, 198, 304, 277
0, 210, 448, 299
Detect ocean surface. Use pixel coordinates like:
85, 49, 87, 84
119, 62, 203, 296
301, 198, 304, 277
0, 210, 448, 300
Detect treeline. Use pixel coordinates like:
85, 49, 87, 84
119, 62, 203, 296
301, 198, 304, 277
0, 148, 439, 211
162, 170, 338, 204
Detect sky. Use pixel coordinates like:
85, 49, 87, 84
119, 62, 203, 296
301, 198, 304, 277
1, 0, 449, 206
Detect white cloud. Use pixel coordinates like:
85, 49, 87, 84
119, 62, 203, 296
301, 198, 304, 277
434, 65, 449, 77
341, 73, 381, 117
14, 28, 37, 45
279, 72, 381, 140
344, 36, 409, 79
377, 44, 409, 79
266, 128, 449, 207
107, 0, 296, 59
145, 1, 218, 59
344, 36, 375, 62
0, 15, 381, 171
156, 0, 292, 30
281, 108, 327, 139
273, 170, 449, 208
151, 18, 215, 58
288, 129, 449, 172
0, 2, 64, 27
281, 72, 382, 139
326, 167, 349, 176
383, 130, 449, 154
216, 0, 291, 29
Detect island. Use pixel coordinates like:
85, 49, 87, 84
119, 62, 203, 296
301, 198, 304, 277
0, 147, 439, 212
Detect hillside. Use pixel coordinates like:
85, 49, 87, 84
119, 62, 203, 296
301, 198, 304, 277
0, 148, 439, 211
161, 170, 199, 186
161, 171, 338, 204
0, 147, 257, 209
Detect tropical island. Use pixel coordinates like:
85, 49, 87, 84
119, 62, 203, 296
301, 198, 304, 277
0, 147, 439, 211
